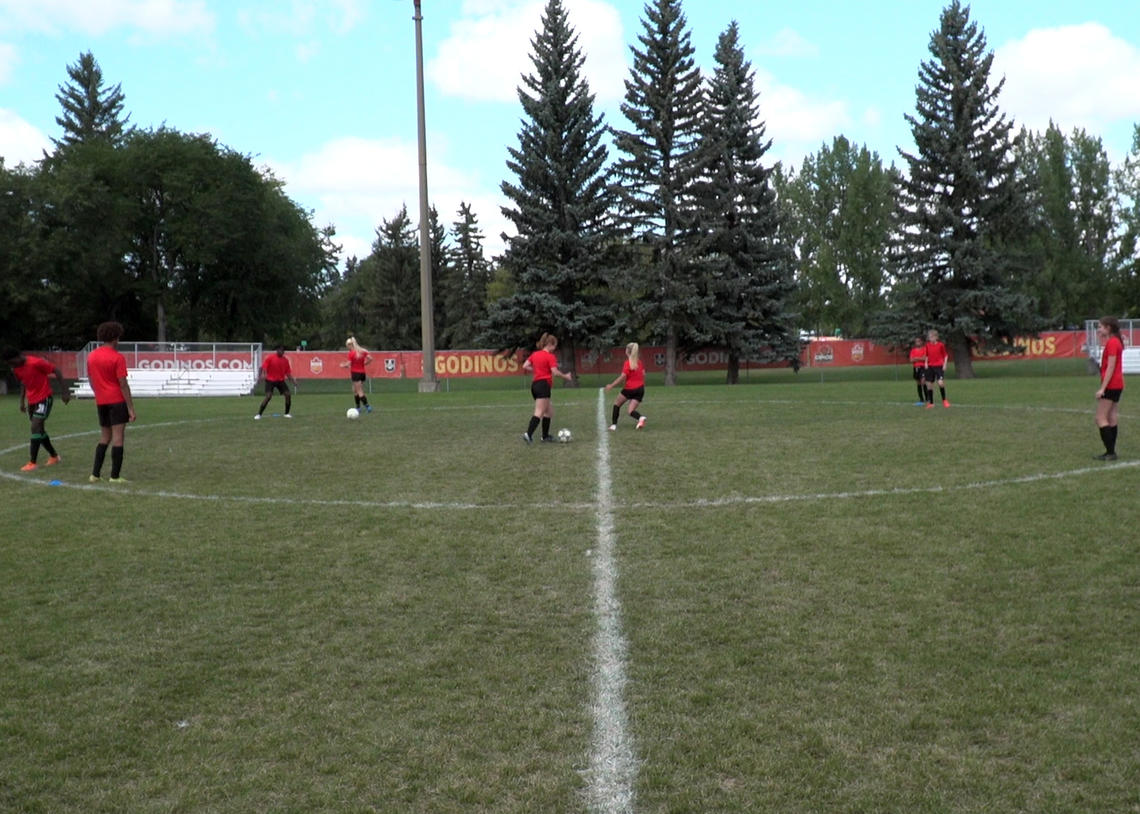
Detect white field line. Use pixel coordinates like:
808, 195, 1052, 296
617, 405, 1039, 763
586, 388, 637, 814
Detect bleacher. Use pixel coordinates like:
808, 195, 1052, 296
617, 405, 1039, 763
1085, 319, 1140, 374
72, 368, 259, 398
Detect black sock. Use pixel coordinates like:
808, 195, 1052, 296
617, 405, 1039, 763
527, 416, 540, 438
285, 396, 292, 414
927, 390, 934, 404
258, 398, 270, 415
542, 417, 551, 438
1108, 425, 1118, 454
939, 386, 947, 401
1099, 426, 1112, 453
916, 383, 924, 401
93, 442, 108, 476
110, 446, 124, 479
354, 395, 361, 407
361, 396, 368, 406
630, 410, 642, 421
29, 436, 42, 463
611, 405, 620, 425
42, 436, 57, 457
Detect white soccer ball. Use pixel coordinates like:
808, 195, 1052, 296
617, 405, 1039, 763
557, 427, 572, 443
346, 407, 360, 420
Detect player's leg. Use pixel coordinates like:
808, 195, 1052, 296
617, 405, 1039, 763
109, 421, 127, 480
1095, 396, 1115, 457
283, 384, 292, 417
610, 394, 626, 429
938, 374, 949, 407
92, 409, 113, 479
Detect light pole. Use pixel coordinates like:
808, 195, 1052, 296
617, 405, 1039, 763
413, 0, 439, 392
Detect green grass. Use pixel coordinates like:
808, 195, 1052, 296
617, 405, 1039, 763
2, 368, 1137, 813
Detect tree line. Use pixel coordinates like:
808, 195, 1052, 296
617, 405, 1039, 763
3, 0, 1139, 382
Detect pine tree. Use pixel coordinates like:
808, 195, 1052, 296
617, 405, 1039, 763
693, 22, 797, 383
478, 0, 618, 374
440, 203, 492, 348
610, 0, 705, 385
53, 52, 131, 149
892, 1, 1041, 377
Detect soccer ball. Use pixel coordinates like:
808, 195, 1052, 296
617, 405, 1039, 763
346, 407, 360, 420
557, 427, 572, 443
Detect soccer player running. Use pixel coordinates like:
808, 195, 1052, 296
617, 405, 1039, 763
1093, 315, 1125, 461
923, 329, 950, 409
604, 342, 648, 430
87, 321, 136, 483
4, 347, 71, 471
908, 336, 927, 406
255, 345, 297, 419
522, 332, 573, 444
339, 336, 373, 413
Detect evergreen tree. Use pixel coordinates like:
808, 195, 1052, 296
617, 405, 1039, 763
440, 203, 492, 348
478, 0, 619, 374
890, 1, 1041, 377
1114, 125, 1140, 316
775, 137, 897, 338
693, 22, 797, 383
610, 0, 705, 385
53, 52, 131, 149
362, 207, 421, 349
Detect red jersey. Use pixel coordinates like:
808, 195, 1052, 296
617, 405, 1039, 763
527, 349, 558, 383
1101, 335, 1125, 390
622, 359, 645, 389
925, 341, 948, 368
347, 350, 368, 374
87, 344, 128, 405
262, 353, 292, 382
13, 355, 56, 404
908, 347, 927, 369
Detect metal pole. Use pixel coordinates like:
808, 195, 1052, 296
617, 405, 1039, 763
413, 0, 439, 392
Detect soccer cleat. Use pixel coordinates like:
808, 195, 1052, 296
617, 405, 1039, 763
20, 461, 37, 471
925, 403, 935, 409
89, 475, 102, 483
1093, 452, 1118, 461
46, 455, 61, 466
522, 433, 533, 444
608, 424, 617, 431
942, 399, 951, 408
283, 413, 293, 419
541, 435, 556, 442
914, 401, 926, 406
365, 405, 373, 413
109, 476, 129, 484
636, 416, 647, 429
254, 414, 262, 420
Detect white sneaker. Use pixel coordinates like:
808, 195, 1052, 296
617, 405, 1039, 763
608, 424, 617, 431
283, 413, 292, 418
254, 414, 261, 420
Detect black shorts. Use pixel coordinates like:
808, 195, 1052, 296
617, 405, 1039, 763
350, 372, 366, 383
1100, 388, 1123, 403
28, 396, 54, 421
97, 401, 130, 427
924, 366, 944, 383
620, 386, 645, 402
912, 367, 924, 382
531, 379, 552, 400
265, 380, 290, 396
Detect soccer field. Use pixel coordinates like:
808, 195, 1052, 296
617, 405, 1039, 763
2, 369, 1138, 813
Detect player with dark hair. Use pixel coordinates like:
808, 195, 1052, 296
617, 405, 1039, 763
255, 345, 296, 419
3, 347, 71, 471
1094, 315, 1125, 461
908, 336, 927, 406
923, 329, 950, 409
87, 321, 136, 483
522, 332, 573, 443
605, 342, 648, 430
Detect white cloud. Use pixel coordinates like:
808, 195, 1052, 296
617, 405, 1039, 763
751, 67, 851, 165
0, 0, 215, 36
757, 28, 819, 59
994, 23, 1140, 136
427, 0, 626, 105
0, 109, 52, 166
237, 0, 366, 38
270, 135, 510, 264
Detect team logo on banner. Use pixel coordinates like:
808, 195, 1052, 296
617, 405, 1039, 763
851, 343, 865, 362
309, 357, 323, 374
385, 358, 397, 373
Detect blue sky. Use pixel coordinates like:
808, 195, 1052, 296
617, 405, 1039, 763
3, 0, 1139, 263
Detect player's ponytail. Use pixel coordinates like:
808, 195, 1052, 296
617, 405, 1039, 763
347, 336, 370, 354
626, 342, 640, 370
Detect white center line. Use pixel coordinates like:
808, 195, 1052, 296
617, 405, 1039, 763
586, 388, 637, 813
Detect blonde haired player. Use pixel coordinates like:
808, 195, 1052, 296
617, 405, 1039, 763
340, 336, 373, 413
604, 342, 647, 430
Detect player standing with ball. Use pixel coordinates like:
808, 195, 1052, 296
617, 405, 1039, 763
522, 333, 573, 444
604, 342, 647, 430
340, 336, 373, 414
1094, 315, 1125, 461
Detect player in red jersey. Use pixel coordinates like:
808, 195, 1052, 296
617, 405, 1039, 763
339, 336, 373, 413
522, 332, 573, 443
923, 329, 950, 408
4, 348, 71, 471
907, 337, 927, 406
604, 342, 648, 430
255, 345, 297, 419
1094, 315, 1125, 461
86, 321, 136, 483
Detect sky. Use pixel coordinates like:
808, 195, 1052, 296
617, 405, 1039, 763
2, 0, 1139, 265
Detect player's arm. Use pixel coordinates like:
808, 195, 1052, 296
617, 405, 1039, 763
50, 369, 71, 404
1097, 354, 1117, 397
552, 364, 574, 383
120, 376, 137, 422
523, 357, 533, 374
604, 372, 626, 392
16, 381, 26, 413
